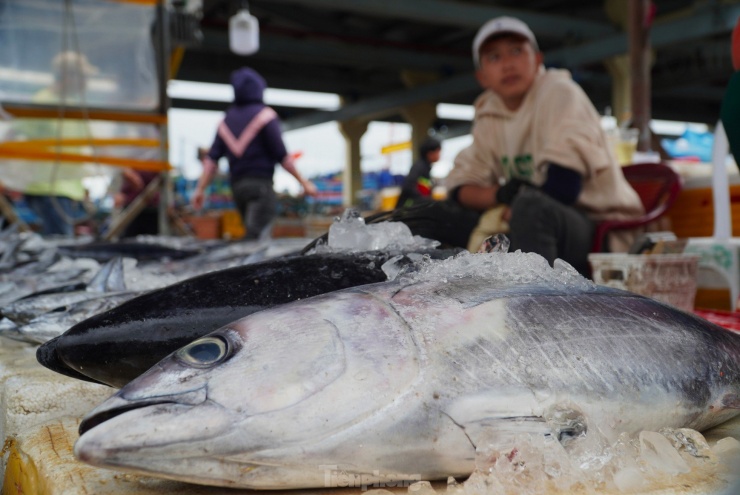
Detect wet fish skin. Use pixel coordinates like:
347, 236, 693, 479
0, 268, 91, 307
57, 241, 200, 263
74, 253, 740, 489
0, 291, 106, 327
40, 251, 457, 387
12, 291, 140, 345
0, 257, 127, 325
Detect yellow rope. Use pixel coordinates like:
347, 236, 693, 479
2, 106, 168, 124
0, 148, 171, 172
0, 138, 163, 149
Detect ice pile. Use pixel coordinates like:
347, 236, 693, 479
409, 246, 595, 292
120, 257, 187, 291
395, 427, 740, 495
380, 253, 429, 281
309, 209, 439, 254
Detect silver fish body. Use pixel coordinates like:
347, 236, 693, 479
1, 291, 112, 326
13, 292, 140, 345
0, 256, 127, 326
75, 253, 740, 489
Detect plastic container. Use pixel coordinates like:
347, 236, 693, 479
693, 308, 740, 332
221, 209, 246, 240
184, 213, 222, 240
588, 253, 700, 312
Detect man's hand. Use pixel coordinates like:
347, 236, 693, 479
122, 169, 145, 191
501, 206, 512, 223
302, 179, 318, 197
191, 189, 205, 211
495, 178, 532, 205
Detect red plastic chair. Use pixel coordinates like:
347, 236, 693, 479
591, 162, 682, 253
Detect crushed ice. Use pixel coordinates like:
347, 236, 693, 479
477, 234, 510, 253
309, 209, 439, 254
305, 208, 594, 290
409, 246, 595, 292
404, 427, 738, 495
381, 253, 429, 281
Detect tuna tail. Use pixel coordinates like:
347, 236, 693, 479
86, 256, 127, 293
0, 238, 24, 271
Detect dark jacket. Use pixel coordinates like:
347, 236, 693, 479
396, 156, 434, 208
207, 68, 288, 181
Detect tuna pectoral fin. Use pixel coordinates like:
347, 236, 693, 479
448, 414, 589, 452
458, 416, 550, 449
444, 391, 550, 450
444, 391, 587, 450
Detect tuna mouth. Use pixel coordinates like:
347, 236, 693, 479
78, 400, 176, 436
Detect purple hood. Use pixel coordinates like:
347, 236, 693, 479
231, 67, 266, 105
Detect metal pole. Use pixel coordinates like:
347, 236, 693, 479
102, 176, 163, 241
0, 195, 30, 232
629, 0, 652, 152
155, 1, 172, 236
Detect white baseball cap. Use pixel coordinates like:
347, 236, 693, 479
472, 16, 539, 67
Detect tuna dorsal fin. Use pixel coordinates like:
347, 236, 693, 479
243, 245, 269, 265
87, 257, 127, 293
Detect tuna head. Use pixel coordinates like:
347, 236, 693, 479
74, 289, 427, 489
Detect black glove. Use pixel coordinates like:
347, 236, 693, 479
495, 178, 532, 205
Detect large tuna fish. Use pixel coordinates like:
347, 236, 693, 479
74, 252, 740, 489
39, 250, 459, 387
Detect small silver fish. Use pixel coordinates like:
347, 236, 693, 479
0, 257, 126, 325
11, 292, 140, 345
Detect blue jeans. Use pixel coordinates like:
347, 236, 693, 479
24, 194, 78, 236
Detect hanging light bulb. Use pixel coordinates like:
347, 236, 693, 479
229, 1, 259, 55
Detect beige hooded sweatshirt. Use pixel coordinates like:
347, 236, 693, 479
446, 67, 644, 222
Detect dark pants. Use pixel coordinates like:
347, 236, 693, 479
122, 207, 160, 238
508, 188, 595, 277
24, 194, 78, 236
231, 177, 276, 240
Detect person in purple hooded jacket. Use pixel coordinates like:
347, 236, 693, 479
192, 67, 317, 240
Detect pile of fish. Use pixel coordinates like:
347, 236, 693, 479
3, 216, 740, 492
0, 256, 139, 344
0, 227, 315, 346
0, 229, 212, 345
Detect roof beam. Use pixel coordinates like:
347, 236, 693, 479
545, 3, 740, 67
258, 0, 617, 39
282, 3, 740, 130
198, 29, 470, 72
176, 51, 403, 94
282, 73, 476, 131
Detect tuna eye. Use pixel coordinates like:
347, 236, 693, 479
177, 336, 228, 367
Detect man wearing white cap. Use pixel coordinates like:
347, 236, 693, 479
445, 17, 643, 276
